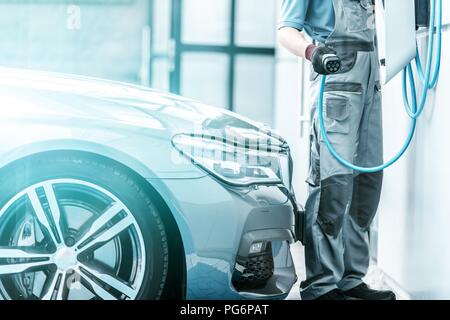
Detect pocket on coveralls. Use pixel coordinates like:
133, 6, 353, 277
323, 82, 363, 134
325, 95, 351, 134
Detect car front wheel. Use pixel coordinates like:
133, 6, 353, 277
0, 154, 169, 300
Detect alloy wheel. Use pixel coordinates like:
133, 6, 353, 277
0, 179, 146, 300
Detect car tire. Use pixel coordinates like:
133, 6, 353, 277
0, 153, 169, 300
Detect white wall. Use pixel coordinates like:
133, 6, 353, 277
273, 0, 311, 202
274, 48, 310, 201
377, 8, 450, 298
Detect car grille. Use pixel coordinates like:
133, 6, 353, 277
232, 243, 274, 290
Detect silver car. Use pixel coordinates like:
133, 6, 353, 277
0, 68, 301, 300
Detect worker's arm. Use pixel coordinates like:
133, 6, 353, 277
278, 27, 340, 75
277, 27, 311, 59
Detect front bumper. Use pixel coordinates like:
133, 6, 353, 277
159, 175, 301, 300
232, 230, 297, 298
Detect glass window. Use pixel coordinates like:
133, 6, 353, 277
181, 52, 229, 108
233, 55, 275, 125
0, 1, 149, 84
235, 0, 277, 47
181, 0, 231, 45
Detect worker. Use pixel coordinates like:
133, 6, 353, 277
278, 0, 396, 300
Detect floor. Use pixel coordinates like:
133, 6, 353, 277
287, 242, 407, 300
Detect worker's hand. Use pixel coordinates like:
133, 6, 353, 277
306, 45, 341, 75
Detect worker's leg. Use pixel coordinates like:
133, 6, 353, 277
338, 53, 384, 291
301, 64, 367, 300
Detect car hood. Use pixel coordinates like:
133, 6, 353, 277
0, 68, 286, 146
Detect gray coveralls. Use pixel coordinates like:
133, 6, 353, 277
301, 0, 383, 300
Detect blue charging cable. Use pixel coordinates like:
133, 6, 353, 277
404, 0, 442, 118
318, 0, 443, 173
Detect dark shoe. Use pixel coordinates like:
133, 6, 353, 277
315, 289, 360, 300
344, 283, 396, 300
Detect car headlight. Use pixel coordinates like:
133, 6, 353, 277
172, 132, 291, 187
